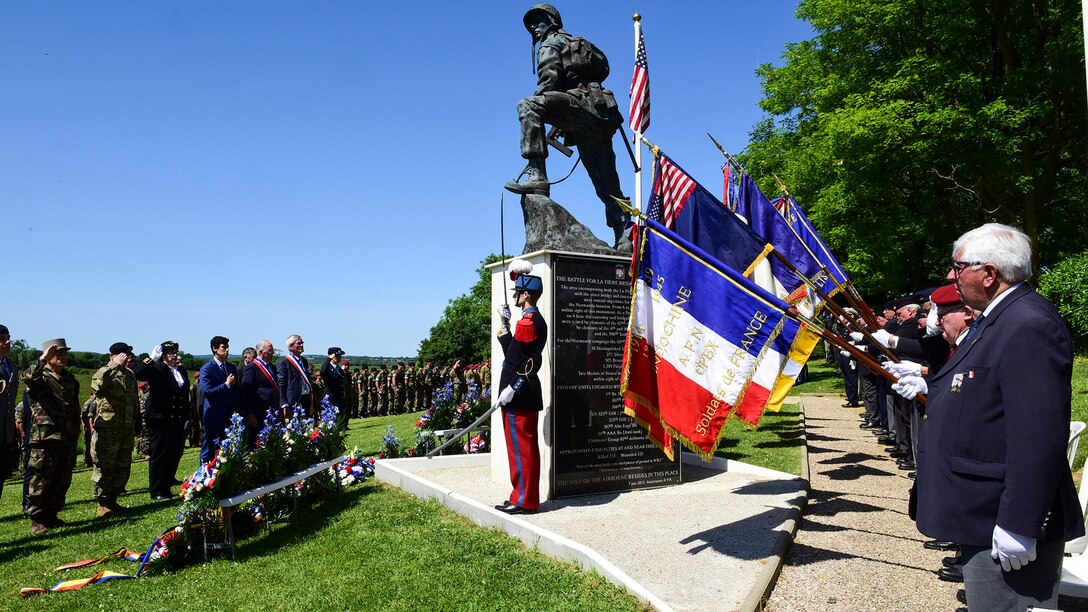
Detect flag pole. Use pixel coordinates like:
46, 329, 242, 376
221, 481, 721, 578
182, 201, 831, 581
632, 13, 644, 220
771, 174, 883, 329
708, 137, 885, 332
620, 193, 919, 400
644, 134, 903, 365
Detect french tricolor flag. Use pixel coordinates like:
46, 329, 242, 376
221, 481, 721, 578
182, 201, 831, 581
621, 220, 803, 460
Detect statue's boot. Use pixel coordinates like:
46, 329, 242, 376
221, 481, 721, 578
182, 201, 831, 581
612, 224, 633, 253
505, 158, 550, 196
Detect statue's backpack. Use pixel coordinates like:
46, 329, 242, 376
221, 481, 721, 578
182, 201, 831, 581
565, 35, 610, 83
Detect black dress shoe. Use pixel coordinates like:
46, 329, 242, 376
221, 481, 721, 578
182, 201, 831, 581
942, 554, 961, 567
924, 539, 958, 551
499, 504, 538, 515
841, 402, 861, 407
494, 501, 515, 511
936, 565, 963, 582
877, 435, 896, 445
898, 460, 916, 470
907, 471, 915, 479
956, 589, 966, 604
888, 449, 908, 458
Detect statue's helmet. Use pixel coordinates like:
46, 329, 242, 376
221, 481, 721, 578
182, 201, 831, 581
523, 3, 562, 35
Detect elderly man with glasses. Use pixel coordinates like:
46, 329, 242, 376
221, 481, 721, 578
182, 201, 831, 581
893, 223, 1082, 611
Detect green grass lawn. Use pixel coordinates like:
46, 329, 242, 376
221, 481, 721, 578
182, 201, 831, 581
713, 404, 803, 476
0, 411, 645, 611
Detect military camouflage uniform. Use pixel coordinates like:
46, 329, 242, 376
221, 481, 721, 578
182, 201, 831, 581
376, 368, 389, 416
19, 362, 80, 526
421, 365, 434, 410
404, 366, 416, 412
81, 394, 96, 467
391, 365, 405, 414
135, 386, 151, 459
90, 362, 137, 509
450, 364, 466, 402
481, 360, 492, 394
365, 369, 376, 416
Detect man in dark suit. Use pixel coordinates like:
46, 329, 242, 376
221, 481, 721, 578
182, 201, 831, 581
894, 223, 1082, 611
134, 341, 190, 499
319, 347, 346, 417
241, 340, 279, 437
495, 269, 548, 515
198, 336, 239, 464
277, 334, 312, 418
0, 325, 19, 499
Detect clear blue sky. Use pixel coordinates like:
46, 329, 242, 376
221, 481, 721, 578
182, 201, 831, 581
0, 1, 812, 357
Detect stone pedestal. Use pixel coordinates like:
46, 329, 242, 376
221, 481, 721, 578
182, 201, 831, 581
488, 251, 679, 503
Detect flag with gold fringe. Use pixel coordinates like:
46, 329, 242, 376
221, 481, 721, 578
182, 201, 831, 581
621, 219, 805, 460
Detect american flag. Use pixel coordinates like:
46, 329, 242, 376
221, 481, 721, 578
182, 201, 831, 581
647, 154, 696, 229
629, 24, 650, 134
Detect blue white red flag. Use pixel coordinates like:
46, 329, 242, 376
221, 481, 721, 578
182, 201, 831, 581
736, 173, 831, 304
621, 219, 816, 458
772, 195, 850, 287
646, 153, 771, 278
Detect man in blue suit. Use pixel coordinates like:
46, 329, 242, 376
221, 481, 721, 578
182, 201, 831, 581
277, 334, 312, 418
198, 336, 239, 464
894, 223, 1083, 611
241, 339, 279, 441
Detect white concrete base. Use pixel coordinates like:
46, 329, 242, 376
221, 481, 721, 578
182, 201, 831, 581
376, 451, 806, 612
375, 453, 670, 611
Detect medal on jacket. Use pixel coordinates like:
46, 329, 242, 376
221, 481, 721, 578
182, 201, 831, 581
951, 372, 964, 394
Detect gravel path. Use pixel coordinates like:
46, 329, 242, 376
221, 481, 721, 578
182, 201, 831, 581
764, 395, 962, 611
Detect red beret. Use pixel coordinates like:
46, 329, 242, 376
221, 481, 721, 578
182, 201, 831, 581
930, 284, 963, 310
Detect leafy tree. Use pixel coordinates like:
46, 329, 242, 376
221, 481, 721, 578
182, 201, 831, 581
10, 339, 39, 370
1038, 250, 1088, 352
742, 0, 1087, 299
418, 255, 501, 364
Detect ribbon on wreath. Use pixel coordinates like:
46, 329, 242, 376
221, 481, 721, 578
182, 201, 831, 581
19, 528, 175, 597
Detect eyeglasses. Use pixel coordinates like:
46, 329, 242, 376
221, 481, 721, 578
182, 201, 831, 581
936, 306, 966, 319
951, 260, 985, 276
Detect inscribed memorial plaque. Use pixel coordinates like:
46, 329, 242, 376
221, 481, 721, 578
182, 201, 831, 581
551, 254, 680, 497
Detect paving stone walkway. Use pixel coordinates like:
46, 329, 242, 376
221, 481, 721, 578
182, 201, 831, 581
764, 395, 962, 611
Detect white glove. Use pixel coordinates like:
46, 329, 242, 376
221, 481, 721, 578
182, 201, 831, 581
884, 360, 922, 378
871, 329, 894, 348
150, 344, 163, 362
925, 307, 940, 337
991, 525, 1037, 571
497, 305, 512, 333
498, 386, 516, 406
848, 332, 864, 342
839, 349, 850, 357
891, 375, 927, 400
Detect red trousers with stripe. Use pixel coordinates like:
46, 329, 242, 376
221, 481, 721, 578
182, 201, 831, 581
501, 407, 540, 510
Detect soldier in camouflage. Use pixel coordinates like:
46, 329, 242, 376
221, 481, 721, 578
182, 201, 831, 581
18, 339, 81, 535
80, 393, 96, 467
376, 365, 389, 416
136, 382, 151, 460
90, 342, 138, 517
404, 364, 416, 412
389, 362, 403, 414
422, 361, 435, 410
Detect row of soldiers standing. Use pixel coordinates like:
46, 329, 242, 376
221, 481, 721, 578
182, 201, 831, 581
342, 360, 492, 418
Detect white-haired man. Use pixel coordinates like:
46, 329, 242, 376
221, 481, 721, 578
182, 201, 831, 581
897, 223, 1082, 610
277, 335, 312, 418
